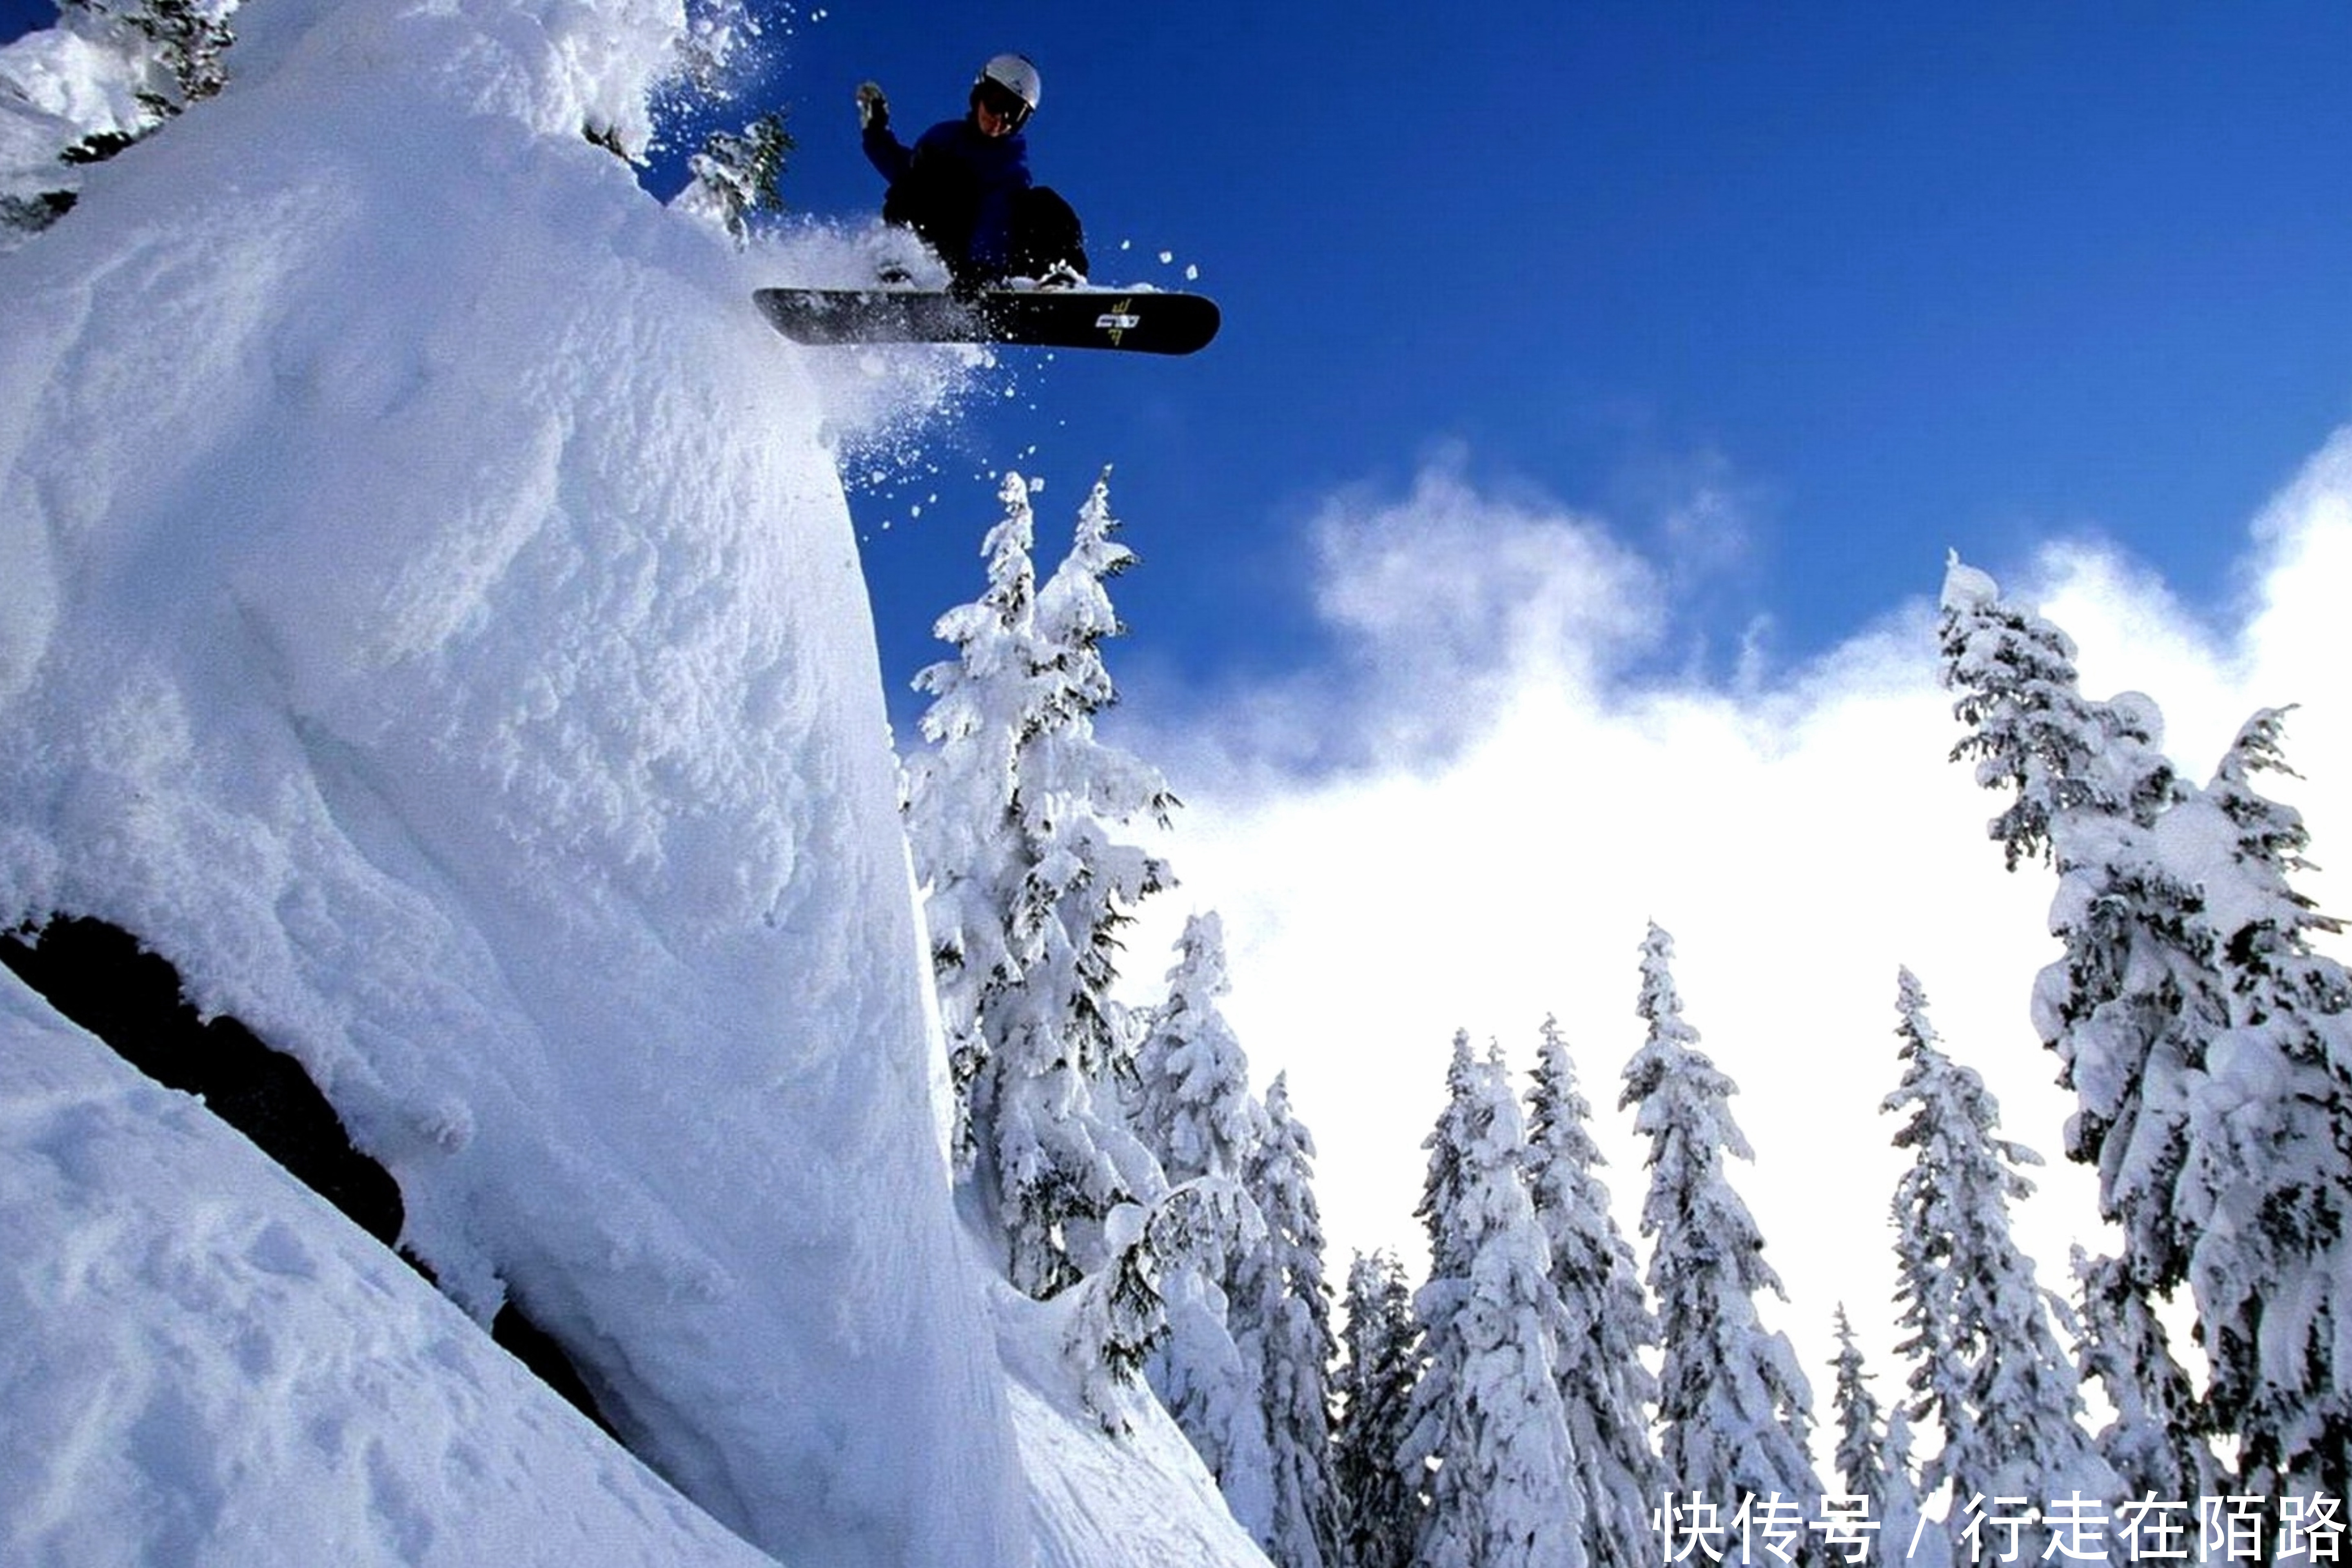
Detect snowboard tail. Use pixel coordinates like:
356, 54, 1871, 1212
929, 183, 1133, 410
753, 286, 1220, 356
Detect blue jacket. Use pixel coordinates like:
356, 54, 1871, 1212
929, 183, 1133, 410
864, 116, 1033, 277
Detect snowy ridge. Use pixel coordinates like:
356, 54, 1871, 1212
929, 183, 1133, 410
0, 0, 1266, 1563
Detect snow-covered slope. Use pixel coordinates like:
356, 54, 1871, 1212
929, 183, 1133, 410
0, 969, 778, 1568
992, 1278, 1280, 1568
0, 1, 1265, 1564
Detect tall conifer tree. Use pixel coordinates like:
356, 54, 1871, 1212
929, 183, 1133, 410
904, 472, 1172, 1301
1525, 1016, 1661, 1568
2178, 711, 2352, 1493
1132, 913, 1259, 1188
1404, 1034, 1586, 1568
1236, 1073, 1343, 1568
1828, 1307, 1926, 1568
1336, 1250, 1423, 1568
1939, 560, 2194, 1283
2068, 1247, 2216, 1502
1882, 968, 2115, 1548
1133, 913, 1272, 1535
1623, 926, 1823, 1561
1942, 561, 2352, 1493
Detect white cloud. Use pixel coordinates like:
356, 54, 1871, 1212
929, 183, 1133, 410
1309, 459, 1662, 688
1138, 459, 1665, 777
1116, 435, 2352, 1437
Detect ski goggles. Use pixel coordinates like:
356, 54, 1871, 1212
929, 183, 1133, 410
973, 77, 1033, 131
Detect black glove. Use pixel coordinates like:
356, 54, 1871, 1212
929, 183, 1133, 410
856, 82, 889, 133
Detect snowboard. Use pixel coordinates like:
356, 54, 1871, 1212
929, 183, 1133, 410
753, 285, 1221, 356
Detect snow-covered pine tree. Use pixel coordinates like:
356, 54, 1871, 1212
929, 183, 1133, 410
1062, 1196, 1173, 1431
1404, 1033, 1586, 1568
1882, 967, 2116, 1545
903, 472, 1174, 1303
1942, 562, 2352, 1494
674, 110, 791, 245
1879, 1411, 1938, 1568
1030, 467, 1180, 1108
2176, 709, 2352, 1494
1829, 1307, 1885, 1503
1233, 1072, 1343, 1568
1938, 553, 2178, 870
2067, 1247, 2216, 1502
1133, 912, 1259, 1188
1937, 562, 2202, 1426
1064, 1177, 1254, 1435
1622, 925, 1823, 1564
1524, 1016, 1661, 1568
907, 474, 1044, 1181
1141, 1229, 1272, 1493
1131, 913, 1274, 1535
1939, 560, 2206, 1292
1335, 1250, 1423, 1568
1829, 1307, 1925, 1568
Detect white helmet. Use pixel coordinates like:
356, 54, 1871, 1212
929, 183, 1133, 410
973, 52, 1041, 129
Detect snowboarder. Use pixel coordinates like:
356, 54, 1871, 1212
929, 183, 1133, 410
858, 53, 1089, 292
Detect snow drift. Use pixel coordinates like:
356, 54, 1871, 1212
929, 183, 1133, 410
0, 0, 1264, 1563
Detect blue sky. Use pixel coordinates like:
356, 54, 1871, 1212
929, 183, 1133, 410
699, 1, 2352, 730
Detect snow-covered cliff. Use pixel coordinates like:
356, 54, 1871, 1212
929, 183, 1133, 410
0, 2, 1263, 1563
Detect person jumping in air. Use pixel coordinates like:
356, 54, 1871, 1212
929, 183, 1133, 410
858, 53, 1089, 293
